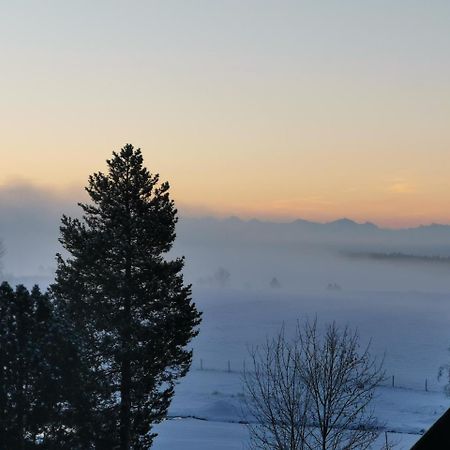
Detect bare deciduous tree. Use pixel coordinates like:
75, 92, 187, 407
243, 320, 385, 450
438, 354, 450, 397
244, 327, 311, 450
215, 267, 231, 287
0, 239, 4, 274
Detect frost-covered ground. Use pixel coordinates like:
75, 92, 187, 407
153, 371, 445, 449
153, 419, 419, 450
153, 287, 450, 449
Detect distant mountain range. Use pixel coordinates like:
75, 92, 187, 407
180, 215, 450, 235
183, 215, 450, 231
177, 216, 450, 258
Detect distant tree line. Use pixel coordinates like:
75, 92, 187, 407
0, 145, 201, 449
345, 251, 450, 266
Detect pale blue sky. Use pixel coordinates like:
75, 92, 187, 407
1, 1, 450, 226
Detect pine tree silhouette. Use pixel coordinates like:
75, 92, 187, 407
52, 144, 201, 449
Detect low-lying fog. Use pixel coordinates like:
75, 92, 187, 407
176, 216, 450, 294
2, 193, 450, 390
2, 188, 450, 294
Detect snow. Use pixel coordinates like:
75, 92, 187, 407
153, 370, 446, 449
152, 287, 450, 449
154, 419, 248, 450
154, 419, 421, 450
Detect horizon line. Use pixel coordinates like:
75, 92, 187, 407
178, 214, 450, 231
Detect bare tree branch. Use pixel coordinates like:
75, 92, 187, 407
243, 319, 385, 450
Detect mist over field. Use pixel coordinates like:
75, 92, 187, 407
177, 216, 450, 293
2, 185, 450, 296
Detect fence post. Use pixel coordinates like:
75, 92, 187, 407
392, 375, 395, 388
228, 360, 231, 372
425, 378, 428, 392
200, 359, 203, 371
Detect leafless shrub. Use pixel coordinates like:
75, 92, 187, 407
243, 319, 385, 450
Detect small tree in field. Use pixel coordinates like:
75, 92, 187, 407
51, 144, 202, 449
0, 239, 4, 274
438, 352, 450, 398
243, 320, 384, 450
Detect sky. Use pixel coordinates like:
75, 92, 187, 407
1, 1, 450, 227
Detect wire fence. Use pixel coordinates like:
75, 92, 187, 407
194, 358, 446, 394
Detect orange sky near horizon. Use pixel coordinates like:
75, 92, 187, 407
1, 1, 450, 228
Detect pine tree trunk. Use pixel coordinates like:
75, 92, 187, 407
120, 242, 132, 450
120, 287, 132, 450
17, 311, 25, 450
120, 348, 131, 450
18, 390, 25, 450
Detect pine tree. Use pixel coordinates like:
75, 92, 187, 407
51, 144, 201, 449
0, 282, 80, 449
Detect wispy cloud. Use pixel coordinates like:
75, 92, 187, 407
387, 179, 416, 194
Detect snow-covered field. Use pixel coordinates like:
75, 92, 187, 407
153, 287, 450, 449
154, 418, 420, 450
